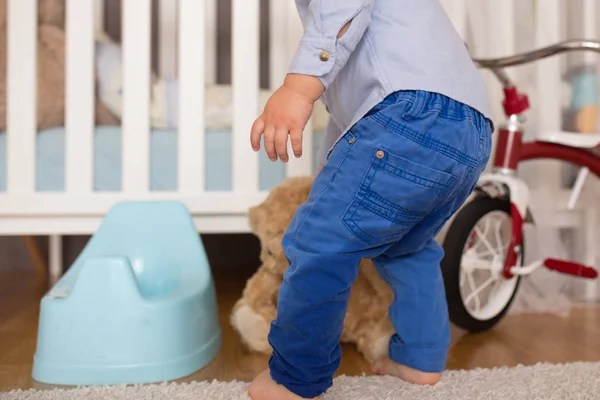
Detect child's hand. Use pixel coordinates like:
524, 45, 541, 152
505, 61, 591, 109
250, 74, 325, 163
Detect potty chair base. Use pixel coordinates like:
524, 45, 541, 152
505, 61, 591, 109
32, 201, 221, 386
33, 332, 221, 385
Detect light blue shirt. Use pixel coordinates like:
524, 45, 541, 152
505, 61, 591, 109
288, 0, 492, 164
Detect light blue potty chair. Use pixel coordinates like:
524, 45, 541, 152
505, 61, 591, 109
32, 201, 221, 385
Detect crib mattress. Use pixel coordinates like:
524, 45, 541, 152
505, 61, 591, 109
0, 127, 323, 192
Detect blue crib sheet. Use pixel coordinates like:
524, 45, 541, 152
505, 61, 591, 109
0, 127, 323, 192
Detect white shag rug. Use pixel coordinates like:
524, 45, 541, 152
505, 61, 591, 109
4, 362, 600, 400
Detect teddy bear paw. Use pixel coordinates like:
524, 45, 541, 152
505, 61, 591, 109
231, 305, 272, 353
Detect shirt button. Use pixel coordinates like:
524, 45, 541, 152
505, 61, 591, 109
376, 150, 385, 159
319, 50, 330, 62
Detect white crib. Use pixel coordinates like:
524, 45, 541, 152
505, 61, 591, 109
1, 0, 319, 280
4, 0, 600, 305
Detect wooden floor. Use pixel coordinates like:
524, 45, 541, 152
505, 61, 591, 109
1, 268, 600, 392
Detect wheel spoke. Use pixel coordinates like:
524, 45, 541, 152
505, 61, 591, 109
474, 226, 498, 259
475, 245, 506, 260
493, 219, 507, 256
487, 279, 501, 299
465, 276, 496, 308
481, 217, 490, 236
462, 252, 494, 271
466, 271, 481, 311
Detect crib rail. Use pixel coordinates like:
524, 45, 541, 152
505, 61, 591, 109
178, 0, 206, 193
66, 0, 95, 193
281, 2, 314, 177
0, 191, 267, 234
122, 0, 151, 193
6, 0, 37, 194
232, 0, 260, 192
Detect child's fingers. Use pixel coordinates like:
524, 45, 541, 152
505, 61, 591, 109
290, 128, 303, 158
250, 117, 265, 151
275, 127, 289, 163
263, 125, 277, 161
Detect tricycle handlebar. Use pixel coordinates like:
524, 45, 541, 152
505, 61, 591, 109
472, 39, 600, 88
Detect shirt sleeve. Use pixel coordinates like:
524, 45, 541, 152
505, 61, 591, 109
288, 0, 375, 89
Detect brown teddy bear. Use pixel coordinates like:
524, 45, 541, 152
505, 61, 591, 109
231, 176, 396, 362
0, 0, 119, 131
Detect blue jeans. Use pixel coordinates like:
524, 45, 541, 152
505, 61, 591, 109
268, 90, 492, 398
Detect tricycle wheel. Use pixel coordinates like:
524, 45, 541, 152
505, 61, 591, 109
441, 197, 523, 333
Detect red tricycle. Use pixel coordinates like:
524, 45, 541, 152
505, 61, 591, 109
441, 39, 600, 332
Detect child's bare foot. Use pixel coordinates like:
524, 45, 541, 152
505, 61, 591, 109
248, 369, 317, 400
371, 357, 441, 385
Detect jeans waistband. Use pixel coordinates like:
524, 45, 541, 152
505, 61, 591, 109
390, 90, 491, 132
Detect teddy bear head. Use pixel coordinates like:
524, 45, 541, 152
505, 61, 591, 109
248, 176, 314, 275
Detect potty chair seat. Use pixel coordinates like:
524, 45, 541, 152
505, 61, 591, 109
32, 201, 221, 385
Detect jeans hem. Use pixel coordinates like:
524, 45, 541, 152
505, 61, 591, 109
269, 357, 330, 399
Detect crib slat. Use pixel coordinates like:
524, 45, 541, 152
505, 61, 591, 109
488, 0, 516, 119
158, 0, 178, 79
535, 0, 562, 188
464, 1, 489, 57
269, 0, 287, 89
6, 0, 37, 194
94, 0, 105, 35
535, 1, 562, 130
178, 0, 205, 193
286, 126, 314, 177
232, 0, 259, 192
205, 0, 218, 85
583, 0, 597, 62
285, 4, 314, 176
583, 0, 599, 124
440, 0, 468, 38
490, 0, 515, 56
65, 0, 94, 193
122, 0, 151, 193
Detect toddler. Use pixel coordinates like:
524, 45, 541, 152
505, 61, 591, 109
248, 1, 492, 399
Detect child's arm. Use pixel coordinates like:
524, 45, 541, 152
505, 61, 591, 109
250, 0, 375, 163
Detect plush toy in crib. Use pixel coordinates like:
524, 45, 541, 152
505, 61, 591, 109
0, 0, 119, 131
94, 37, 331, 131
230, 176, 395, 362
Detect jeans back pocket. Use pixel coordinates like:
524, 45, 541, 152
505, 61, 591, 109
342, 148, 457, 246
